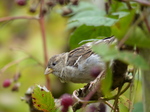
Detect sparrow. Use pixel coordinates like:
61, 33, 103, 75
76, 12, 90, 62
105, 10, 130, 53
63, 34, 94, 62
44, 37, 116, 83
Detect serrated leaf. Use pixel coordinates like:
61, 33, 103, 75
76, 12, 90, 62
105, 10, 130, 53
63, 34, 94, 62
32, 85, 56, 112
68, 2, 118, 28
71, 1, 100, 14
92, 43, 149, 70
69, 15, 118, 28
69, 25, 111, 49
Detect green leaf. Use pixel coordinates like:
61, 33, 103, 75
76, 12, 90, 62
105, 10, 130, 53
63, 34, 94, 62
101, 66, 112, 96
68, 14, 118, 28
111, 10, 135, 38
68, 2, 118, 28
69, 25, 111, 49
125, 27, 150, 48
112, 11, 130, 18
92, 43, 149, 70
32, 85, 56, 112
70, 1, 101, 14
117, 51, 149, 70
92, 43, 118, 61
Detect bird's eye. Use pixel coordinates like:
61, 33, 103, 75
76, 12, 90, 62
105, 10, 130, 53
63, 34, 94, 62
52, 62, 56, 66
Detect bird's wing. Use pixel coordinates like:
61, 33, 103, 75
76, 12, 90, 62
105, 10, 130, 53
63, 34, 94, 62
67, 36, 116, 67
67, 46, 93, 67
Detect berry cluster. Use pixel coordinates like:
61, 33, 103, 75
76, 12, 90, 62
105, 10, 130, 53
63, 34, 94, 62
2, 73, 21, 92
15, 0, 78, 16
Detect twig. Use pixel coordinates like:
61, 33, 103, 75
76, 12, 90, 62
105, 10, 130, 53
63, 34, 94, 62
132, 0, 150, 6
10, 47, 44, 67
113, 86, 122, 112
103, 100, 115, 110
0, 16, 38, 22
101, 82, 131, 101
38, 0, 50, 90
0, 56, 29, 74
82, 71, 105, 106
73, 90, 115, 110
122, 0, 150, 6
118, 12, 144, 48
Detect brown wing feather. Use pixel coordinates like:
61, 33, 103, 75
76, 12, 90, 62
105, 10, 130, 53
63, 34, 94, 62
67, 46, 93, 67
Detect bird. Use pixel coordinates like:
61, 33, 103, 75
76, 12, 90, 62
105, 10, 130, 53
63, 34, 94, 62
44, 37, 116, 83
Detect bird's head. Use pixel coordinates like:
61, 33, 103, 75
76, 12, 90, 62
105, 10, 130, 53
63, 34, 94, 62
44, 53, 67, 77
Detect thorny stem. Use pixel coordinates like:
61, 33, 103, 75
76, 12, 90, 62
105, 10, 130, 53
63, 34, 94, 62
39, 0, 51, 90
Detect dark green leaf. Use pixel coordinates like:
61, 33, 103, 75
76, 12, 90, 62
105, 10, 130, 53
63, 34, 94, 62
125, 27, 150, 48
69, 25, 111, 49
32, 85, 56, 112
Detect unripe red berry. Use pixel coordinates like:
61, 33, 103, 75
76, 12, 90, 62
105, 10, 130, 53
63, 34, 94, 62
16, 0, 26, 6
60, 94, 73, 112
3, 79, 12, 88
90, 66, 101, 78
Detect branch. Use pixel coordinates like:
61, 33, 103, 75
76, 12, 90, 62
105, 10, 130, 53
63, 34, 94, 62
0, 56, 29, 74
0, 16, 38, 22
118, 12, 144, 48
122, 0, 150, 6
38, 0, 50, 90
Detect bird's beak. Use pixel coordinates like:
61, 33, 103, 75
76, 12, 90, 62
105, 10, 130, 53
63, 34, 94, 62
44, 67, 53, 75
